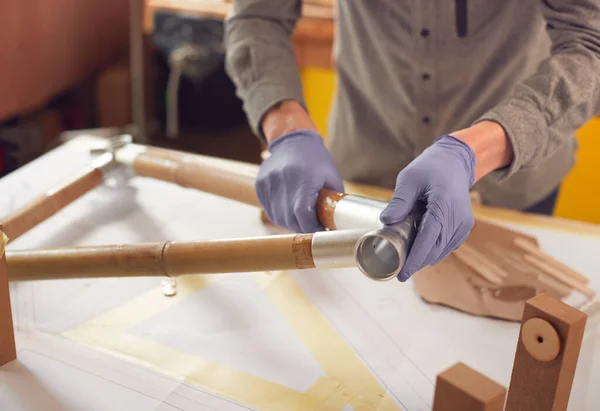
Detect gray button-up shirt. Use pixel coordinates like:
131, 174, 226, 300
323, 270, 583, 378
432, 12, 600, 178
224, 0, 600, 210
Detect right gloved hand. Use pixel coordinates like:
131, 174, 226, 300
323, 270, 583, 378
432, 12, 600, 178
256, 130, 344, 233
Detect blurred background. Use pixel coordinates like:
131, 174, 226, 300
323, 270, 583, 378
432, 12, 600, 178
1, 0, 599, 224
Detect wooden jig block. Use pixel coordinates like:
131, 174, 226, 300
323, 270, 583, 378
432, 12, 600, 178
0, 227, 17, 366
505, 293, 587, 411
432, 362, 506, 411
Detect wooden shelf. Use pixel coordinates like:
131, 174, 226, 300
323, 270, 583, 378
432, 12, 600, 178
144, 0, 335, 69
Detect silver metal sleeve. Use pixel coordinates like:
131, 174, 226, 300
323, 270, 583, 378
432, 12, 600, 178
115, 144, 147, 166
333, 195, 387, 230
90, 152, 118, 175
354, 210, 421, 281
311, 229, 370, 269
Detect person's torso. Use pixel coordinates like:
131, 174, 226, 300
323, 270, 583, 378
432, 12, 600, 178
328, 0, 576, 209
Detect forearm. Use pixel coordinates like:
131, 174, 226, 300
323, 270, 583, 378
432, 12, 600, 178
473, 1, 600, 180
451, 121, 513, 183
261, 100, 318, 144
223, 0, 306, 141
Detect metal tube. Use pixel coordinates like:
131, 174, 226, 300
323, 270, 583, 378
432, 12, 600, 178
311, 229, 370, 269
332, 195, 386, 230
354, 209, 421, 281
114, 143, 147, 166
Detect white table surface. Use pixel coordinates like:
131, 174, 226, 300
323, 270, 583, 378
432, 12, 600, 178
1, 136, 599, 411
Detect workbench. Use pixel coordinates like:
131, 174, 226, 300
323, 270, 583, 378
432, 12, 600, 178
1, 136, 599, 411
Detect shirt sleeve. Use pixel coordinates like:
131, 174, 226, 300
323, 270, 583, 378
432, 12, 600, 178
474, 0, 600, 181
224, 0, 306, 140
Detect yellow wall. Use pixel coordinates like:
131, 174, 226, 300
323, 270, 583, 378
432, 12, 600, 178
554, 117, 600, 224
301, 68, 600, 225
301, 67, 336, 138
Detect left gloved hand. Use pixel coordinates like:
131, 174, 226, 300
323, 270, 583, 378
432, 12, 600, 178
380, 134, 476, 281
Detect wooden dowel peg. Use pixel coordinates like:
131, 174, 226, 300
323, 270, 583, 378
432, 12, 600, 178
432, 362, 506, 411
536, 273, 575, 298
498, 250, 574, 297
453, 243, 507, 285
523, 254, 595, 298
505, 293, 587, 411
0, 228, 17, 366
513, 237, 589, 285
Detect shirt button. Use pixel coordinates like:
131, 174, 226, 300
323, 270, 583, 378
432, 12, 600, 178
422, 116, 431, 124
421, 28, 430, 37
422, 73, 431, 80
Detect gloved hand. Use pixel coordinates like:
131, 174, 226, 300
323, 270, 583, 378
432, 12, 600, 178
380, 134, 476, 281
257, 130, 344, 233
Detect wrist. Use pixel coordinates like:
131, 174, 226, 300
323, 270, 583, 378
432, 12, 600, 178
450, 121, 514, 182
261, 100, 319, 144
268, 129, 325, 154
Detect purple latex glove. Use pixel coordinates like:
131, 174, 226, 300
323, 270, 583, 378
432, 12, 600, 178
380, 135, 476, 281
257, 130, 344, 233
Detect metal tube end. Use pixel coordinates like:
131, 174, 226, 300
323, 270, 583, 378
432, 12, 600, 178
354, 227, 405, 281
354, 210, 421, 281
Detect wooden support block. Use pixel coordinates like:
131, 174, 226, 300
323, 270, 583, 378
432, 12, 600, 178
432, 362, 506, 411
505, 293, 587, 411
0, 228, 17, 366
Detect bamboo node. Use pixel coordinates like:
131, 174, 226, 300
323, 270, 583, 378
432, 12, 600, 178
159, 241, 173, 277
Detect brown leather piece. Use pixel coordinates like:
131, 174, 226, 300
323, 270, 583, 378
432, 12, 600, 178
413, 220, 577, 322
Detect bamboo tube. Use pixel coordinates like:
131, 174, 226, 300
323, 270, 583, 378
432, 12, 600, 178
115, 144, 499, 234
0, 155, 110, 240
453, 244, 506, 285
8, 243, 168, 280
6, 236, 310, 281
523, 254, 596, 298
317, 190, 348, 230
114, 144, 418, 280
6, 229, 374, 281
117, 144, 389, 231
513, 237, 589, 285
132, 147, 261, 207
